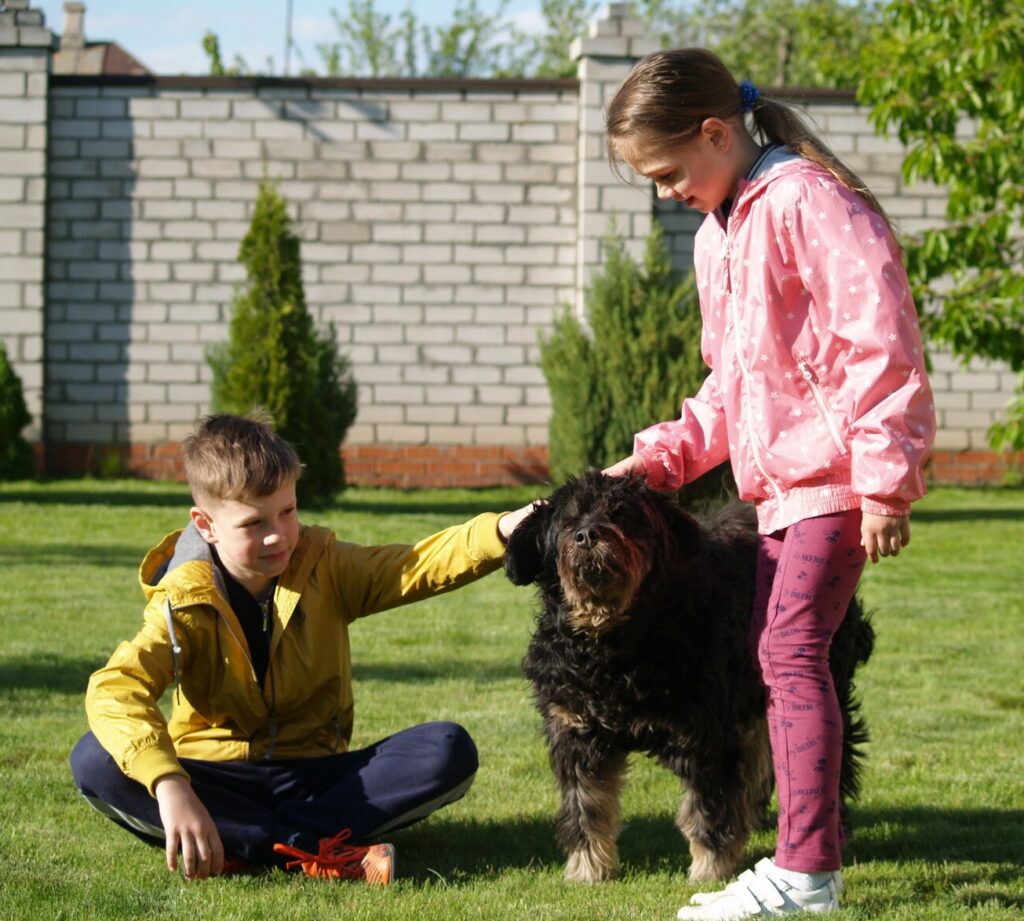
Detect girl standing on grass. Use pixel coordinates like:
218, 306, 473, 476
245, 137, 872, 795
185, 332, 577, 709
601, 49, 935, 919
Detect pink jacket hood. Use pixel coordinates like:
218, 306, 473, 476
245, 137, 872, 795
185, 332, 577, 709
635, 153, 935, 533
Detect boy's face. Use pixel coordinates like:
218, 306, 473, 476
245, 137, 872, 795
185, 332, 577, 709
190, 480, 300, 599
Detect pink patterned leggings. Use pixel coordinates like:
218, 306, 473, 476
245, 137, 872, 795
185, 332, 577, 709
751, 509, 867, 873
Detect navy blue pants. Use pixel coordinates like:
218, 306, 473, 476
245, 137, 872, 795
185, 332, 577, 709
70, 721, 478, 866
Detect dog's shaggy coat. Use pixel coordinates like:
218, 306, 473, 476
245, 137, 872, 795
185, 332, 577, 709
505, 471, 874, 883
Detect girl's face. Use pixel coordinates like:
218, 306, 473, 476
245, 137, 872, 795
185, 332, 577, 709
625, 118, 749, 214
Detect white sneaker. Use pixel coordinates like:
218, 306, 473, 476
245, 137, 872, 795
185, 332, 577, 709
677, 858, 841, 920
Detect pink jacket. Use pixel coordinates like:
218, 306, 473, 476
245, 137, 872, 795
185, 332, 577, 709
635, 155, 936, 534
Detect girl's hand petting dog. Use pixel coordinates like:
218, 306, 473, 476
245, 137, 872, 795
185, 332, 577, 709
602, 455, 646, 478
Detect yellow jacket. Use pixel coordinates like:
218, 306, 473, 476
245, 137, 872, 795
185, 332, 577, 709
85, 513, 507, 796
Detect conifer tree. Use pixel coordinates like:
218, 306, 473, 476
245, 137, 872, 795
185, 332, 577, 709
0, 342, 35, 480
541, 225, 732, 502
208, 180, 358, 504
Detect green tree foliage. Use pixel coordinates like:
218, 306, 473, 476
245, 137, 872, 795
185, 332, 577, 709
204, 0, 881, 83
0, 342, 35, 480
202, 30, 254, 76
208, 181, 358, 504
317, 1, 418, 77
860, 0, 1024, 450
541, 225, 731, 501
639, 0, 882, 89
525, 0, 598, 78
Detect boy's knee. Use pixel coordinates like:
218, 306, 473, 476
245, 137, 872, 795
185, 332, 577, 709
70, 732, 107, 792
422, 720, 478, 784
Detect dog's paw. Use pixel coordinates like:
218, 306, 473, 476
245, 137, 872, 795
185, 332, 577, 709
565, 846, 618, 883
686, 841, 742, 882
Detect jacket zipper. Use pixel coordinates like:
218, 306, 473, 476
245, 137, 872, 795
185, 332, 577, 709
259, 598, 278, 760
727, 287, 785, 505
797, 360, 849, 455
211, 598, 278, 760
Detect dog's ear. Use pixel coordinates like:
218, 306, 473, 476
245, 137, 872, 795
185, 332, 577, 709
503, 501, 555, 585
665, 503, 703, 559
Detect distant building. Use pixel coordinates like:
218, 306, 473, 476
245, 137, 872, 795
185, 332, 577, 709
51, 1, 150, 76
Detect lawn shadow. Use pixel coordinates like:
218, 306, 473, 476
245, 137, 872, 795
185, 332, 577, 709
0, 488, 189, 508
0, 543, 143, 569
847, 804, 1024, 865
0, 653, 100, 695
913, 506, 1024, 523
353, 659, 524, 685
391, 813, 709, 881
392, 804, 1024, 887
335, 497, 542, 519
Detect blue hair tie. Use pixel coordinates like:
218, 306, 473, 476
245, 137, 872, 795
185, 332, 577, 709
740, 79, 760, 113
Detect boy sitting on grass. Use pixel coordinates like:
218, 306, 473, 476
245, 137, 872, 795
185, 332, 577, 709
71, 412, 533, 884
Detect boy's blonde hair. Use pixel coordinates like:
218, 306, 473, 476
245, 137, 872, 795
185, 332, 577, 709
182, 411, 303, 504
606, 48, 896, 238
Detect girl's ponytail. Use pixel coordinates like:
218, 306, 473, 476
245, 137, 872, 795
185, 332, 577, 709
748, 94, 897, 239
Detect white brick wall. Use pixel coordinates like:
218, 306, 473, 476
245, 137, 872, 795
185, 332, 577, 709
0, 0, 49, 436
42, 78, 578, 448
1, 1, 1016, 467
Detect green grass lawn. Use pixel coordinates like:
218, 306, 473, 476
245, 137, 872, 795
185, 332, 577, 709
0, 480, 1021, 920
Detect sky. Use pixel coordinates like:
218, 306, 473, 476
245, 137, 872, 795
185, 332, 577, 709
35, 0, 548, 76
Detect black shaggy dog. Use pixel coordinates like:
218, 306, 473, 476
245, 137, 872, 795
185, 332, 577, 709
505, 471, 874, 883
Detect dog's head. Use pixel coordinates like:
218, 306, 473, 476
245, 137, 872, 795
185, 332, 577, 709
505, 470, 702, 636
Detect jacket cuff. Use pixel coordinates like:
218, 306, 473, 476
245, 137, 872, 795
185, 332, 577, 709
130, 744, 188, 797
636, 448, 674, 490
861, 496, 911, 518
469, 512, 509, 561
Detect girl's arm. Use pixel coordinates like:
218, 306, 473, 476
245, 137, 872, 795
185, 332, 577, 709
629, 370, 731, 490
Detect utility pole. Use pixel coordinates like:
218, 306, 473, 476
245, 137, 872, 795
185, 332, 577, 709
284, 0, 294, 75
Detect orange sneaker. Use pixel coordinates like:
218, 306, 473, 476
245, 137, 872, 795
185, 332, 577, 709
273, 828, 396, 884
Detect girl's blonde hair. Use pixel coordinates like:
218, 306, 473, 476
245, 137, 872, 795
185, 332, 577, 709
182, 410, 303, 504
606, 48, 895, 236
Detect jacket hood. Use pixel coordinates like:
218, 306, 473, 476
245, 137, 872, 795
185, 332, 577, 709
725, 148, 818, 222
138, 523, 223, 605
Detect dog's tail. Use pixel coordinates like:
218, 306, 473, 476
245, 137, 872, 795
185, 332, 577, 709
834, 603, 875, 818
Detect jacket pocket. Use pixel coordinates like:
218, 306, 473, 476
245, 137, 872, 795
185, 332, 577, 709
797, 360, 848, 455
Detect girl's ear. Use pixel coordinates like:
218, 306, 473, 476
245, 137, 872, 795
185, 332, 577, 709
190, 506, 218, 545
699, 116, 731, 152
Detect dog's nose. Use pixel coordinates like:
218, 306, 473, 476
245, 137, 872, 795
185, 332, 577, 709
574, 526, 599, 548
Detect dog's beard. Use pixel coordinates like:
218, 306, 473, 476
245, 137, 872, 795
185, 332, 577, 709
556, 527, 649, 636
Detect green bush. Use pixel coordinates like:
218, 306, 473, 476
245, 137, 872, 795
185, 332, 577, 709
541, 224, 732, 503
208, 180, 358, 505
0, 342, 35, 480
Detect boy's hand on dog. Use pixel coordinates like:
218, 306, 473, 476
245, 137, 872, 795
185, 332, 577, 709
499, 502, 542, 541
861, 512, 910, 564
155, 773, 225, 879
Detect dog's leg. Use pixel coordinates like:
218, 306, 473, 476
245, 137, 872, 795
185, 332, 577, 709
672, 724, 772, 881
546, 708, 627, 883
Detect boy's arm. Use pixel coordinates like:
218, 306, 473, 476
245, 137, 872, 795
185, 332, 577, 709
332, 511, 513, 617
86, 596, 189, 795
154, 774, 224, 879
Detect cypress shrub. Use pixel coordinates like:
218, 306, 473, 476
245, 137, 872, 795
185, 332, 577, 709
541, 224, 733, 503
208, 180, 358, 505
0, 342, 35, 480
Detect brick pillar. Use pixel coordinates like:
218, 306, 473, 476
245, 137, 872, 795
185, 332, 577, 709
572, 4, 658, 317
0, 0, 52, 442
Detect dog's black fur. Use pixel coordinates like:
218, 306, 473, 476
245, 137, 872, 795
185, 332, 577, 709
505, 471, 874, 883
